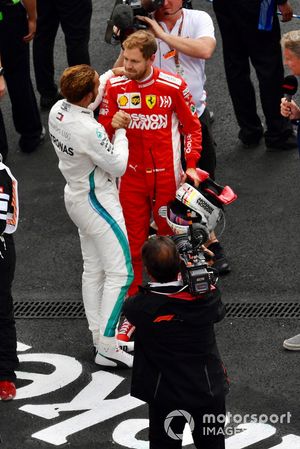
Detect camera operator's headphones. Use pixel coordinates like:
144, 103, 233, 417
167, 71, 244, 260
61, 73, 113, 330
142, 0, 165, 12
166, 169, 237, 235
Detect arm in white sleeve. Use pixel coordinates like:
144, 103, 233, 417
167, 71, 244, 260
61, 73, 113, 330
87, 125, 129, 177
88, 70, 114, 111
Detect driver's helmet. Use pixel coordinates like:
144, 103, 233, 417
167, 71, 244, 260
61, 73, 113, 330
166, 199, 194, 235
174, 183, 224, 233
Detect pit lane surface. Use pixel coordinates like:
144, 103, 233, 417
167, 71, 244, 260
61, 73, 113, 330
0, 1, 299, 448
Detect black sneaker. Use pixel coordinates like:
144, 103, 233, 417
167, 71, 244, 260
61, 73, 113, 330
265, 134, 298, 152
238, 128, 264, 148
207, 241, 231, 275
19, 126, 46, 153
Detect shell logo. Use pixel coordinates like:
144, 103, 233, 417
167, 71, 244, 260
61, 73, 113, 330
118, 95, 129, 107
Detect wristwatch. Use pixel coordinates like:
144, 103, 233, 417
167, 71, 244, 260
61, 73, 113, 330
0, 67, 4, 77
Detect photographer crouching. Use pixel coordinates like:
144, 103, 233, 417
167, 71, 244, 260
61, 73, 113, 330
123, 235, 229, 449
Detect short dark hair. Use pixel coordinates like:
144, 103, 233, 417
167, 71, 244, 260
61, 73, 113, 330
142, 236, 180, 283
60, 64, 96, 103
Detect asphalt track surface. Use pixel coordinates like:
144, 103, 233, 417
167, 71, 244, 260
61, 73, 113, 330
0, 1, 300, 448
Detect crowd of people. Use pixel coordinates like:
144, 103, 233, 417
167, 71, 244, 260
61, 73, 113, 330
0, 0, 299, 447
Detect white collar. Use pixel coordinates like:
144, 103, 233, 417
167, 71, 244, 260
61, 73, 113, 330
149, 280, 182, 287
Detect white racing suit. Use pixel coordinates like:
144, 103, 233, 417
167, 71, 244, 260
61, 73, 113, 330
49, 100, 133, 346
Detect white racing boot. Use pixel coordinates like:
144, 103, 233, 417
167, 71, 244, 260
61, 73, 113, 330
117, 339, 135, 352
95, 336, 133, 368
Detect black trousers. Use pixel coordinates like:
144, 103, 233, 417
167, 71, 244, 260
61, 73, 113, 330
0, 108, 8, 162
181, 108, 217, 180
0, 3, 42, 145
213, 0, 292, 145
0, 234, 18, 382
148, 399, 226, 449
33, 0, 92, 98
198, 108, 216, 180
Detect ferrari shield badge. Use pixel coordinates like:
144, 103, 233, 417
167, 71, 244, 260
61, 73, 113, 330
146, 95, 156, 109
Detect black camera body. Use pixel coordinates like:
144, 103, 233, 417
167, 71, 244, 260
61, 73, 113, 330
105, 0, 163, 44
105, 0, 193, 44
171, 223, 217, 296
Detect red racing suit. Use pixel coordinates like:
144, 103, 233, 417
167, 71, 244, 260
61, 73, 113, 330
99, 67, 202, 295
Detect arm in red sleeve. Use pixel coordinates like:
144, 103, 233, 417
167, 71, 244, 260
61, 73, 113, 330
175, 80, 202, 169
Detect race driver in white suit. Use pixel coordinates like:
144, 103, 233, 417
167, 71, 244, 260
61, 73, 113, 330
49, 64, 134, 368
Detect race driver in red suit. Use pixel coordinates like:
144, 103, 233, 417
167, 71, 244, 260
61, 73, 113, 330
99, 30, 202, 338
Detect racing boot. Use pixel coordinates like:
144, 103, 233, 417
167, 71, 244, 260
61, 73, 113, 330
117, 339, 135, 352
117, 318, 135, 344
95, 337, 133, 368
283, 334, 300, 351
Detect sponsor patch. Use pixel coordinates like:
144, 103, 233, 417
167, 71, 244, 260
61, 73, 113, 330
118, 94, 129, 108
96, 129, 103, 140
190, 104, 196, 114
49, 122, 71, 140
129, 113, 167, 130
56, 112, 64, 121
50, 133, 74, 156
159, 96, 172, 108
110, 75, 127, 85
145, 95, 156, 109
61, 101, 71, 112
158, 71, 182, 86
185, 134, 193, 154
99, 107, 109, 116
117, 93, 141, 109
131, 94, 141, 106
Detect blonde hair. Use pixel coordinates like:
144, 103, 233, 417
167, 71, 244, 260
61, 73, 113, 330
122, 30, 157, 59
60, 64, 96, 103
281, 30, 300, 59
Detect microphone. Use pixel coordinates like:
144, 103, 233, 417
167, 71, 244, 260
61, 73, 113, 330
282, 75, 298, 102
112, 4, 134, 30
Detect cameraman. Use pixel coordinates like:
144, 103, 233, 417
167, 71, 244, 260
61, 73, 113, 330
123, 236, 229, 449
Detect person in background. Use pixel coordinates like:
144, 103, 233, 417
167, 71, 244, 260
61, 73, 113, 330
0, 54, 8, 162
0, 0, 45, 155
280, 29, 300, 351
49, 65, 134, 368
0, 150, 19, 401
33, 0, 92, 110
213, 0, 297, 151
123, 236, 229, 449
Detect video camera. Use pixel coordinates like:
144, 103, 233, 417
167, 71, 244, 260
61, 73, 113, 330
171, 223, 217, 296
104, 0, 193, 44
166, 169, 237, 295
105, 0, 163, 44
